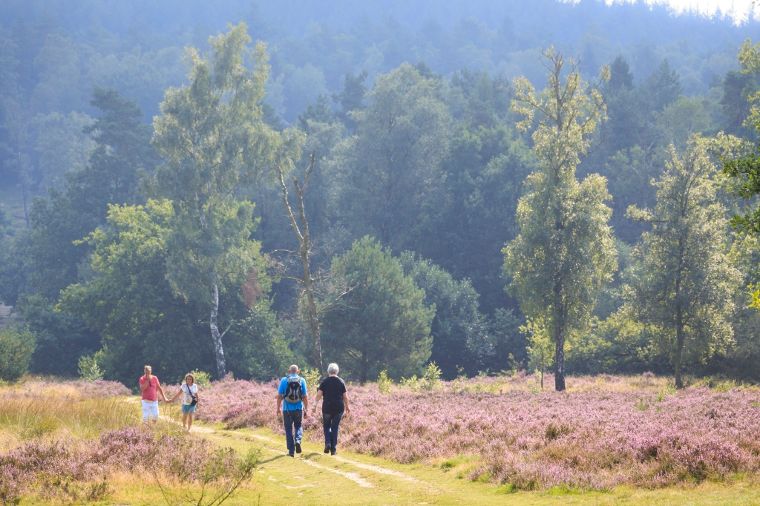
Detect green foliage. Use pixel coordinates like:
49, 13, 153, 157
333, 63, 451, 251
223, 299, 294, 381
422, 362, 442, 391
377, 370, 393, 394
187, 369, 212, 388
322, 236, 434, 383
58, 200, 212, 385
399, 252, 491, 378
523, 319, 553, 376
504, 49, 617, 390
301, 368, 321, 395
624, 137, 743, 387
0, 327, 35, 382
151, 22, 292, 377
77, 352, 104, 381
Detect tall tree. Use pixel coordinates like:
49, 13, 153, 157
335, 64, 451, 252
321, 237, 434, 383
503, 49, 617, 391
724, 39, 760, 310
152, 24, 292, 377
625, 137, 742, 388
399, 251, 491, 378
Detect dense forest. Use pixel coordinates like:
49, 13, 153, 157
0, 0, 758, 388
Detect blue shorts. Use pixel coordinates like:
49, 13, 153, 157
181, 404, 196, 414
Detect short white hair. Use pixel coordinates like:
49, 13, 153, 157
327, 363, 339, 375
288, 364, 299, 374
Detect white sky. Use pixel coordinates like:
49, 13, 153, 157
567, 0, 760, 24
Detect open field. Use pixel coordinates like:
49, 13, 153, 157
197, 373, 760, 491
0, 375, 758, 505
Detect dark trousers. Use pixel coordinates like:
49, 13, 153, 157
322, 411, 343, 450
283, 409, 303, 454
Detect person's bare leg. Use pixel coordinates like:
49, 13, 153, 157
182, 412, 189, 431
187, 414, 194, 432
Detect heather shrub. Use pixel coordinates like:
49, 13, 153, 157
0, 426, 257, 504
0, 327, 35, 382
196, 375, 760, 490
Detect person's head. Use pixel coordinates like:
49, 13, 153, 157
185, 373, 195, 385
288, 364, 299, 376
144, 365, 152, 376
327, 363, 339, 376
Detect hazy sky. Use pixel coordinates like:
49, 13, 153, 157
568, 0, 760, 24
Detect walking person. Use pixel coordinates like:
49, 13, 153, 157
169, 373, 200, 432
139, 365, 169, 422
276, 364, 309, 457
312, 362, 350, 455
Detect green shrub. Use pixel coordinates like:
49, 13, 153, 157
0, 327, 35, 381
187, 369, 212, 387
422, 362, 442, 391
301, 368, 321, 393
78, 352, 104, 381
377, 370, 392, 394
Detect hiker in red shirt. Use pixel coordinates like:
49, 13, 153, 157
139, 365, 168, 422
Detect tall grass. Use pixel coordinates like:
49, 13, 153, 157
0, 397, 138, 440
0, 378, 136, 441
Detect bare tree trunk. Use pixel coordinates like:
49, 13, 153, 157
673, 234, 686, 389
674, 307, 685, 389
209, 283, 226, 378
277, 154, 323, 370
553, 287, 566, 392
19, 152, 29, 228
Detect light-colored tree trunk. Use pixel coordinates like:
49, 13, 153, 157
209, 282, 227, 377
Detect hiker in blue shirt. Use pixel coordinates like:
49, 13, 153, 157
276, 364, 309, 457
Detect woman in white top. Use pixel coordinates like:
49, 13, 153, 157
169, 373, 200, 431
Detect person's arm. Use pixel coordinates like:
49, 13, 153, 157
156, 380, 169, 402
312, 389, 323, 413
276, 393, 283, 418
343, 392, 350, 416
301, 379, 309, 417
139, 376, 148, 392
276, 379, 284, 418
168, 385, 181, 403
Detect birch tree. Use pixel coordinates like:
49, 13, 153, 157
152, 23, 293, 377
625, 136, 742, 388
503, 49, 617, 391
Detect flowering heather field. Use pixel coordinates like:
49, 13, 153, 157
197, 374, 760, 490
0, 426, 236, 503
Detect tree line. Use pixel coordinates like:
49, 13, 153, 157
0, 24, 758, 389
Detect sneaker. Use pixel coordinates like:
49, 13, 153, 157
324, 446, 330, 454
330, 448, 336, 455
295, 442, 302, 454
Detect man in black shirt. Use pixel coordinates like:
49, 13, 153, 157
313, 362, 350, 455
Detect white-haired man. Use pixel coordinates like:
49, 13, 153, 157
313, 362, 350, 455
276, 364, 309, 457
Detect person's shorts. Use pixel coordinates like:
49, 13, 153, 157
141, 400, 159, 421
181, 403, 197, 414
